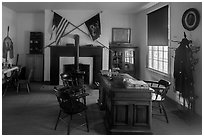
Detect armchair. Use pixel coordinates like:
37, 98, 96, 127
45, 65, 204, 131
144, 79, 171, 123
60, 71, 88, 104
53, 86, 89, 134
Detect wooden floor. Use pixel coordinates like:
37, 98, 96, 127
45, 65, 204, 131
2, 82, 202, 135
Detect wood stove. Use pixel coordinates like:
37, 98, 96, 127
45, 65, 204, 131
50, 45, 103, 85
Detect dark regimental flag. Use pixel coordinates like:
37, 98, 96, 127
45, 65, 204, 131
51, 12, 69, 45
85, 13, 101, 41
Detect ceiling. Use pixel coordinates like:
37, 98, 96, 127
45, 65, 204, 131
2, 2, 158, 13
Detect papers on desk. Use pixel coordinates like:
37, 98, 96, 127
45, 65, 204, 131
2, 66, 19, 78
100, 70, 119, 77
123, 78, 149, 89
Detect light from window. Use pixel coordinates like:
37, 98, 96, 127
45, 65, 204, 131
148, 46, 168, 74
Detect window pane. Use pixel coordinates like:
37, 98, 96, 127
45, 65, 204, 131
164, 51, 168, 60
158, 46, 163, 51
158, 61, 163, 71
164, 46, 168, 51
149, 51, 152, 59
153, 59, 158, 69
158, 51, 163, 60
149, 47, 152, 59
153, 46, 157, 51
153, 51, 158, 59
149, 58, 152, 68
164, 62, 168, 73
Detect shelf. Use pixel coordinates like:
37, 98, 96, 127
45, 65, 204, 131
109, 44, 139, 79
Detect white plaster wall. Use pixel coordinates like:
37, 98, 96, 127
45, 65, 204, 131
16, 12, 44, 66
170, 2, 202, 116
44, 10, 135, 81
2, 6, 17, 64
132, 2, 202, 116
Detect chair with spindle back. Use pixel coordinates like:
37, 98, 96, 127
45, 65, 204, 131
144, 79, 171, 123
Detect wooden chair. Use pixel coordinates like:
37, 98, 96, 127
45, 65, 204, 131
16, 68, 33, 93
144, 79, 171, 123
60, 72, 88, 104
60, 72, 75, 88
54, 86, 89, 134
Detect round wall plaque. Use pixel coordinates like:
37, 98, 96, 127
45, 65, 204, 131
182, 8, 200, 31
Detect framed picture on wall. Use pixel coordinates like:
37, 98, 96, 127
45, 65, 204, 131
112, 28, 131, 43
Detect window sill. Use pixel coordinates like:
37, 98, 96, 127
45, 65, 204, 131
147, 68, 169, 77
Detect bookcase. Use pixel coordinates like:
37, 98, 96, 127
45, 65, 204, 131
109, 43, 139, 79
30, 32, 43, 54
26, 54, 43, 82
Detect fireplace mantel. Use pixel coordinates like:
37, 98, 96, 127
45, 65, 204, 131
50, 45, 103, 85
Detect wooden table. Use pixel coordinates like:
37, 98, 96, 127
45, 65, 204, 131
3, 66, 19, 74
98, 73, 152, 134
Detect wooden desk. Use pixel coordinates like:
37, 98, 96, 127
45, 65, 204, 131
98, 73, 152, 134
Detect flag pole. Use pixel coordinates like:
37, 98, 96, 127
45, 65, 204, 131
68, 21, 112, 52
47, 10, 111, 52
45, 10, 103, 48
50, 10, 103, 38
62, 11, 103, 38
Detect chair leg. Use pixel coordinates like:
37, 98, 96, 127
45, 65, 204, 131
3, 83, 8, 96
54, 110, 62, 130
67, 115, 72, 135
28, 82, 31, 91
17, 83, 20, 93
84, 97, 87, 105
84, 110, 89, 132
161, 103, 169, 123
26, 83, 30, 93
158, 102, 162, 113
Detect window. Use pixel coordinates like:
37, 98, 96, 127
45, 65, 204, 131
148, 46, 168, 73
147, 5, 169, 74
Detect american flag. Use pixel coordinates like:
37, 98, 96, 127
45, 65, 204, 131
51, 12, 69, 45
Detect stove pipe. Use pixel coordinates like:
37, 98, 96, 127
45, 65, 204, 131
74, 34, 79, 72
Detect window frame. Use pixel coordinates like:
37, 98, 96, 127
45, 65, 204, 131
148, 46, 169, 75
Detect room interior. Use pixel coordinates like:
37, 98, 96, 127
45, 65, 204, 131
2, 2, 202, 135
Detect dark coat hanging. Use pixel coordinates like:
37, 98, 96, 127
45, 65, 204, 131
173, 38, 194, 99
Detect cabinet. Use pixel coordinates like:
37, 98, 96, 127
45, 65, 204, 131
30, 32, 43, 54
26, 54, 43, 82
109, 44, 139, 79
